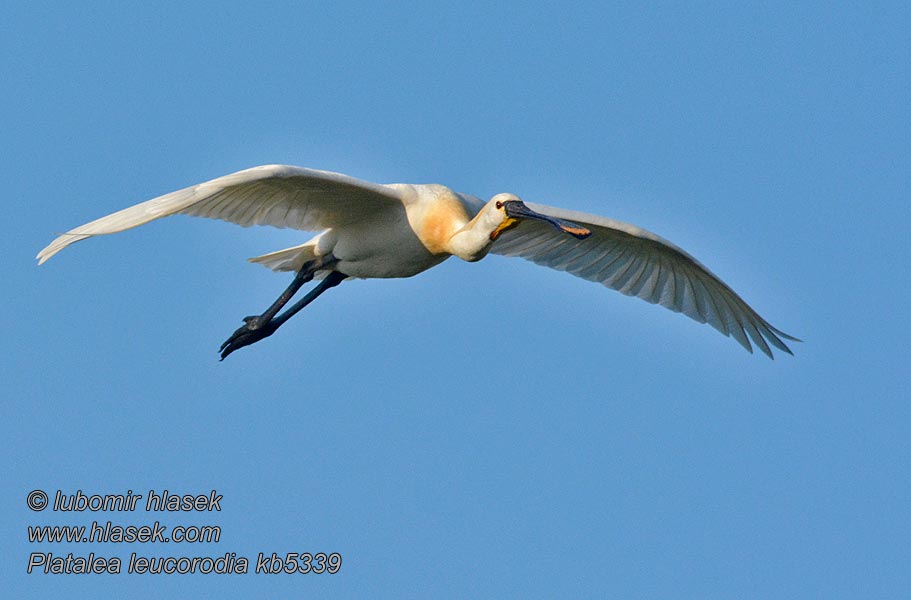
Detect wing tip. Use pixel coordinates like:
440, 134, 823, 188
36, 232, 95, 265
765, 323, 801, 359
36, 242, 62, 265
756, 326, 799, 360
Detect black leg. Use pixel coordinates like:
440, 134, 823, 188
219, 270, 347, 360
247, 265, 315, 328
268, 270, 347, 329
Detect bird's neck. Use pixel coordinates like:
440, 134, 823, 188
447, 214, 495, 262
411, 187, 491, 261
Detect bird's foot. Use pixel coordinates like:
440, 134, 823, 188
219, 316, 277, 360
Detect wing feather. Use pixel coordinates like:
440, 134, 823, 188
491, 202, 798, 358
37, 165, 406, 264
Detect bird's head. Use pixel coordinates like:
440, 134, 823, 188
486, 193, 592, 241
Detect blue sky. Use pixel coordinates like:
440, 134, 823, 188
4, 2, 909, 598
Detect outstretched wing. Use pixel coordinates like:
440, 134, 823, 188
37, 165, 406, 264
491, 202, 798, 358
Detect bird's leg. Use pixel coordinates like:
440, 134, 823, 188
219, 270, 347, 360
264, 270, 347, 329
218, 262, 318, 358
241, 264, 317, 331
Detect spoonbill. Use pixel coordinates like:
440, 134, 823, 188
37, 165, 798, 359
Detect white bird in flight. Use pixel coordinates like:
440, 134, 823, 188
37, 165, 798, 360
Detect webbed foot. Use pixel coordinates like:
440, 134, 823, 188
219, 317, 278, 360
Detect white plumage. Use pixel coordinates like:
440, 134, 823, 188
38, 164, 797, 359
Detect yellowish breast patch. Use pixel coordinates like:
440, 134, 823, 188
419, 194, 471, 255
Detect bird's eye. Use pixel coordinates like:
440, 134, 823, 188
496, 201, 503, 209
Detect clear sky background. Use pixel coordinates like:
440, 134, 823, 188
4, 2, 909, 598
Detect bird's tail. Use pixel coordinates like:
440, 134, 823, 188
248, 242, 320, 272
